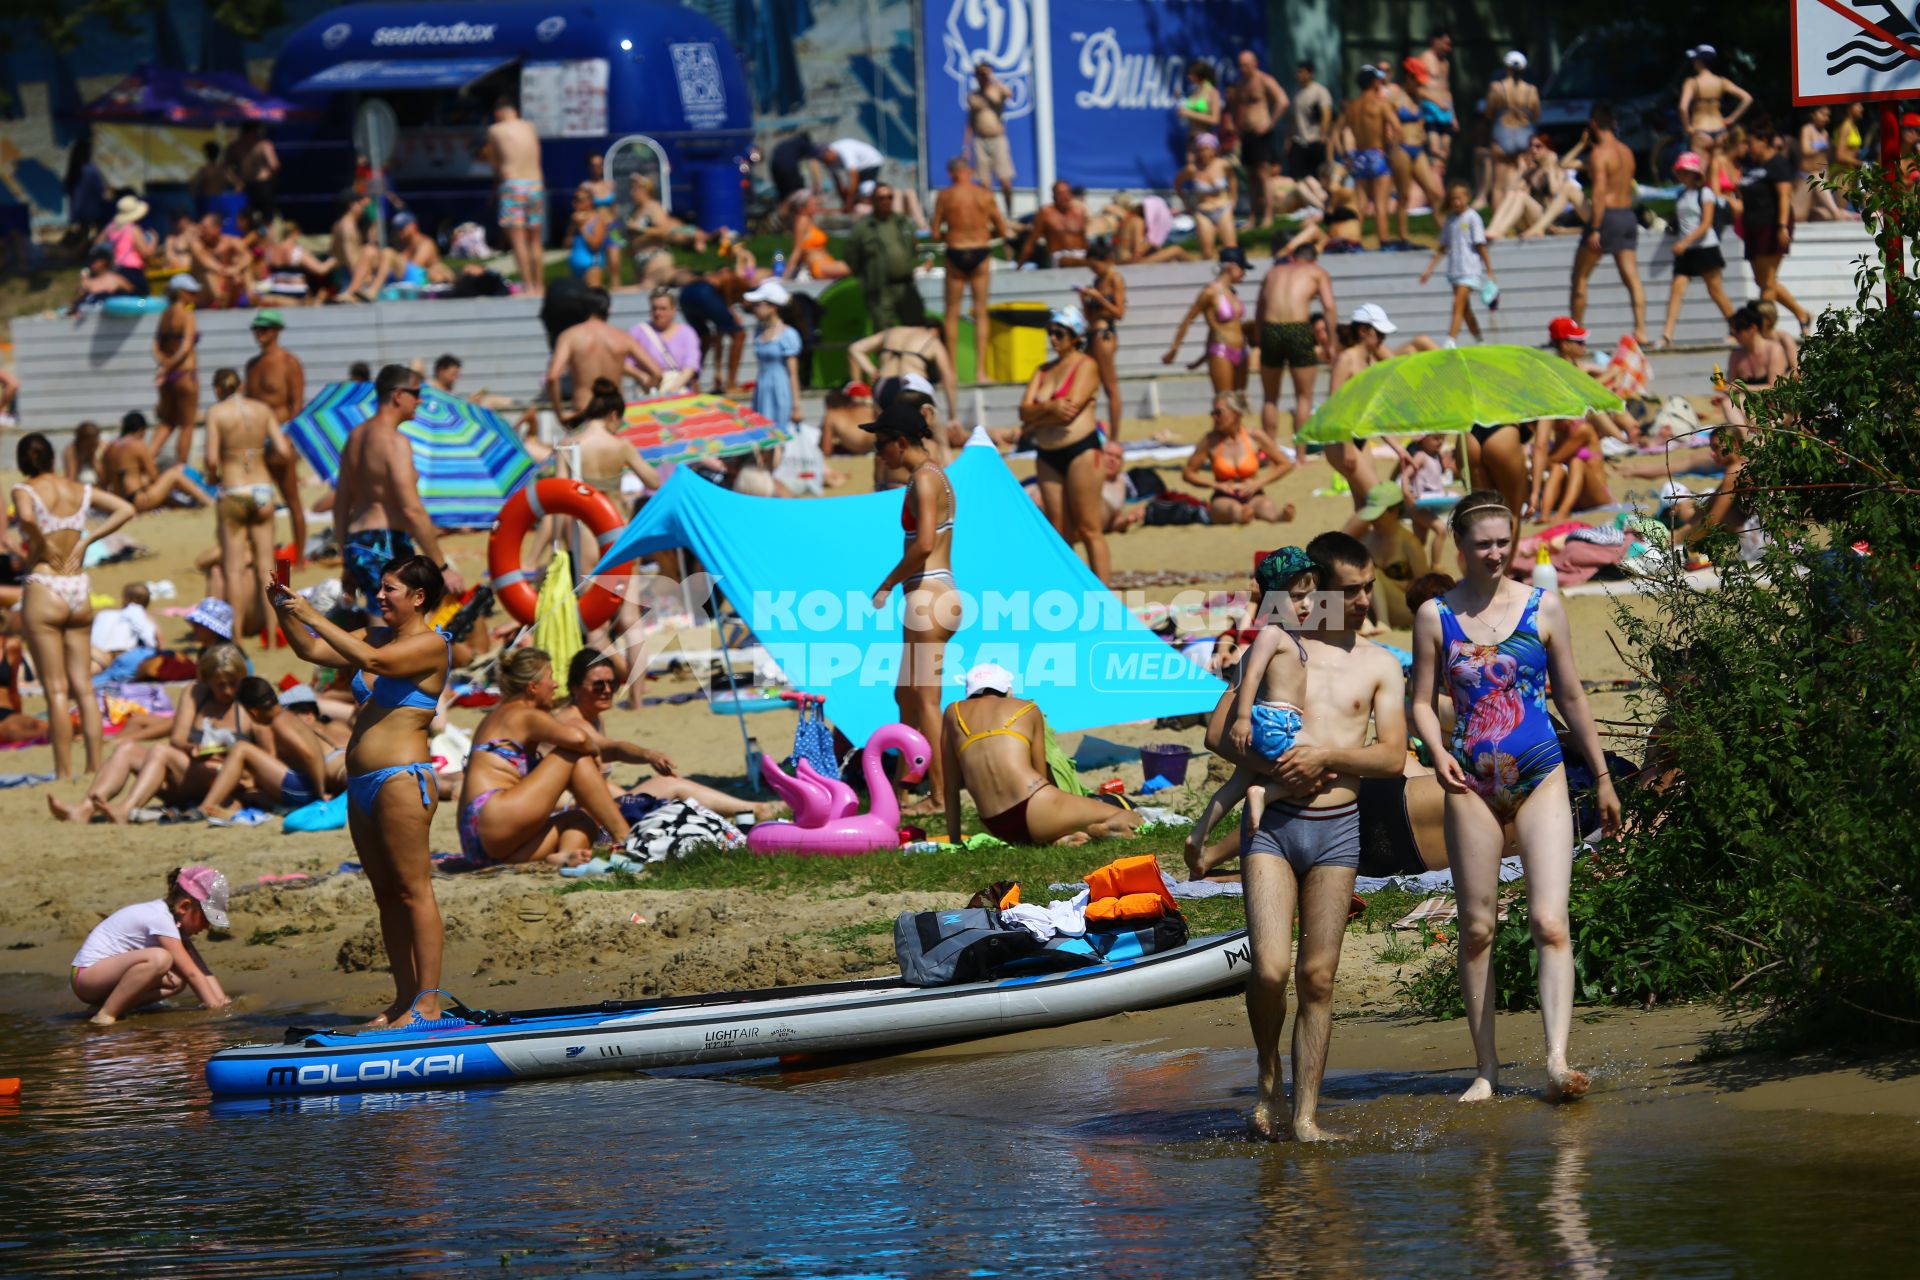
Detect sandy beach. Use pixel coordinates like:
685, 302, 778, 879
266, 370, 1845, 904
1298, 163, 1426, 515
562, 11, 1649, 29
2, 410, 1661, 1022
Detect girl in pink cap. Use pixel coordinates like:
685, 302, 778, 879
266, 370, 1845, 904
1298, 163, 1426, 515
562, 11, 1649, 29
71, 865, 231, 1026
1658, 151, 1734, 349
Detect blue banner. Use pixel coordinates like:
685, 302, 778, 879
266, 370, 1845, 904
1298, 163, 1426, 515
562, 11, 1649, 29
920, 0, 1266, 192
921, 0, 1040, 187
1049, 0, 1265, 189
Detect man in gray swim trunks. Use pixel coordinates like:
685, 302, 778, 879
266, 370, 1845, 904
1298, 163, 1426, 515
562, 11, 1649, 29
1210, 530, 1407, 1142
1569, 103, 1648, 343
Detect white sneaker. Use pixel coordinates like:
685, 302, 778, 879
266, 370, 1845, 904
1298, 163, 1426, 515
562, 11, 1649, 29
1442, 336, 1458, 350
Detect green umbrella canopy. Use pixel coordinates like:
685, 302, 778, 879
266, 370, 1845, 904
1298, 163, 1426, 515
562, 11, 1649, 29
1297, 345, 1625, 445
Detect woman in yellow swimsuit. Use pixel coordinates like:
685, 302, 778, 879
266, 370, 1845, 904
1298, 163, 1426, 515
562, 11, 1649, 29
941, 664, 1144, 846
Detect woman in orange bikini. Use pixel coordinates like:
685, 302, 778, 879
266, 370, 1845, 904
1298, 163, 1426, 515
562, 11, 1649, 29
869, 398, 960, 818
782, 191, 850, 281
941, 663, 1144, 846
1163, 248, 1250, 396
1181, 395, 1296, 525
1019, 307, 1112, 583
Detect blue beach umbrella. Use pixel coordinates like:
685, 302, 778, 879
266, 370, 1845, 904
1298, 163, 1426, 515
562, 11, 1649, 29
285, 383, 536, 529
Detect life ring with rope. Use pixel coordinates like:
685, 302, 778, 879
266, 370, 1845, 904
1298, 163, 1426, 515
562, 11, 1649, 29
487, 479, 629, 629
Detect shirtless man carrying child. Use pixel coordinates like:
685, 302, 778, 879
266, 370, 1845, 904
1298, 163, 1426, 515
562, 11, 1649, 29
1201, 532, 1407, 1141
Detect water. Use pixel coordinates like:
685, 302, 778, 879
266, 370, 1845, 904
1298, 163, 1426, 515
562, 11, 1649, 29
5, 1008, 1920, 1278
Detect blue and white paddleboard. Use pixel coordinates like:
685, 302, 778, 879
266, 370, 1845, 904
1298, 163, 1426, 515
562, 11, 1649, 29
205, 930, 1251, 1096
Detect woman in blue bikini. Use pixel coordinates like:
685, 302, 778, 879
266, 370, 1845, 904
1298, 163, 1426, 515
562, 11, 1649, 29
1408, 493, 1619, 1104
270, 555, 452, 1028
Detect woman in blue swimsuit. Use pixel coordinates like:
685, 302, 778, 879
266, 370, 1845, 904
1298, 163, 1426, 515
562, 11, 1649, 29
270, 554, 452, 1029
1408, 493, 1619, 1105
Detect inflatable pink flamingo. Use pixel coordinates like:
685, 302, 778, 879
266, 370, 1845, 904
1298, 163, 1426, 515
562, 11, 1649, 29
748, 723, 932, 856
797, 759, 859, 819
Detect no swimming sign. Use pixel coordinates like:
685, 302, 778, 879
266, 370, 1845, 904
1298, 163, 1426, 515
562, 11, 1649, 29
1793, 0, 1920, 103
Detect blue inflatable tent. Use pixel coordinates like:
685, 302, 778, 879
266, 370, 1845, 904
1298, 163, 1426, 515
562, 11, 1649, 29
591, 439, 1227, 745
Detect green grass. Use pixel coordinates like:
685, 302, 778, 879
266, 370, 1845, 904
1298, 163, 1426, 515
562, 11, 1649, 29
813, 918, 898, 948
558, 833, 1194, 900
1377, 936, 1425, 966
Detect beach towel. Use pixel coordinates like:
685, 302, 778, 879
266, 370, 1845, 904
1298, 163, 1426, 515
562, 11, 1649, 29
1141, 196, 1174, 248
283, 793, 348, 833
621, 800, 746, 864
1604, 335, 1650, 398
0, 772, 57, 788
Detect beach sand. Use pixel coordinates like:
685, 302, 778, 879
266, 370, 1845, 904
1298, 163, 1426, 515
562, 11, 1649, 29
2, 411, 1662, 1024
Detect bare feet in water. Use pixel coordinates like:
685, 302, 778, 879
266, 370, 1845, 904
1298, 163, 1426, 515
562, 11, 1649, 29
1458, 1075, 1497, 1103
1545, 1067, 1592, 1102
1291, 1117, 1347, 1143
1249, 1097, 1285, 1142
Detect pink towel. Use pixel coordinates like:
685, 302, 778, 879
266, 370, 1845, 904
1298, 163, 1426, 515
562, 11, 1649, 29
1142, 196, 1173, 249
1509, 532, 1630, 585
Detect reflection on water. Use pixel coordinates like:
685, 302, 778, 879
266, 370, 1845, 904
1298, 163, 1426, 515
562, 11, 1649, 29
4, 1012, 1920, 1277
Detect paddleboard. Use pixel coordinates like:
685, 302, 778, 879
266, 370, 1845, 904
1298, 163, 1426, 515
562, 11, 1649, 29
205, 929, 1251, 1096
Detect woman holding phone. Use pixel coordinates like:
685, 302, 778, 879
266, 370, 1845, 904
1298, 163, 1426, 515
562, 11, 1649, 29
270, 555, 452, 1029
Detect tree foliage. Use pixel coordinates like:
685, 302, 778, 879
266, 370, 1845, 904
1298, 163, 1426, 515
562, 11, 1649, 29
3, 1, 287, 54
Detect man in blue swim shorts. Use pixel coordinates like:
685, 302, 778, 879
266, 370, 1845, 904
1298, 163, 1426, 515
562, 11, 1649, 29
1340, 67, 1400, 249
333, 365, 457, 619
1206, 531, 1407, 1143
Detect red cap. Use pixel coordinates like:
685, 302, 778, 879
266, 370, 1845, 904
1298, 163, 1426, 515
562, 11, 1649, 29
842, 381, 873, 399
1548, 316, 1589, 343
1902, 113, 1920, 130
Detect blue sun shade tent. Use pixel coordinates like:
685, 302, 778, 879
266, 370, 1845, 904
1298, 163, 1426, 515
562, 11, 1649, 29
591, 441, 1227, 744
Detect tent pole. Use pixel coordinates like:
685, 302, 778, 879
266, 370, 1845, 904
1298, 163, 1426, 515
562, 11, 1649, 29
679, 548, 758, 792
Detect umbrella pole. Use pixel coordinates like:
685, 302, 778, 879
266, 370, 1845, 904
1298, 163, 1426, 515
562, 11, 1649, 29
1457, 432, 1472, 491
679, 548, 759, 793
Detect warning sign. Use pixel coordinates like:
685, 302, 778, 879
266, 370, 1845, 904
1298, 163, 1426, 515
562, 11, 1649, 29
1794, 0, 1920, 104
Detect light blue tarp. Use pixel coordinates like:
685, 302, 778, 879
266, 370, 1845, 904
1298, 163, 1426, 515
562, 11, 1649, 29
591, 441, 1226, 744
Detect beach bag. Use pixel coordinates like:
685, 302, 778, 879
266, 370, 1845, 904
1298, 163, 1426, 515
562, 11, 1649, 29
1650, 394, 1702, 444
1144, 492, 1210, 526
620, 800, 746, 864
894, 908, 1044, 986
1036, 915, 1188, 967
787, 696, 841, 781
1126, 467, 1167, 500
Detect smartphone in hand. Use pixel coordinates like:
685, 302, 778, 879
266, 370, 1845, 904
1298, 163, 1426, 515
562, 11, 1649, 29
273, 556, 291, 590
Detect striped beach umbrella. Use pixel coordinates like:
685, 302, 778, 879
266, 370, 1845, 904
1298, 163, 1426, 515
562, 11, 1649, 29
617, 393, 791, 465
285, 383, 536, 529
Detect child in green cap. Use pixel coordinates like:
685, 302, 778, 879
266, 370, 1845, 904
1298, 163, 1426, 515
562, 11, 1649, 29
1185, 547, 1318, 877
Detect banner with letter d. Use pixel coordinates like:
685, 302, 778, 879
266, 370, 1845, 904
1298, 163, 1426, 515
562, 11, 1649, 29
921, 0, 1266, 192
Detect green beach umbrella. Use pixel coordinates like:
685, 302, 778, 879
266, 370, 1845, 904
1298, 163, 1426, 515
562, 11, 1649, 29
1297, 345, 1624, 446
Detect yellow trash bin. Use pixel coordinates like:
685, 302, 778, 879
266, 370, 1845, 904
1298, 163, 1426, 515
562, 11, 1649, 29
986, 302, 1051, 383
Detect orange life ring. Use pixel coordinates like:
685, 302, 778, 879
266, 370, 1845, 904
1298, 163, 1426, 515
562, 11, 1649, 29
487, 480, 630, 629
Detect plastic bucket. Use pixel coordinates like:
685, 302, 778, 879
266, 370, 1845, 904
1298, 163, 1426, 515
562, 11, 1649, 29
1140, 743, 1192, 786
